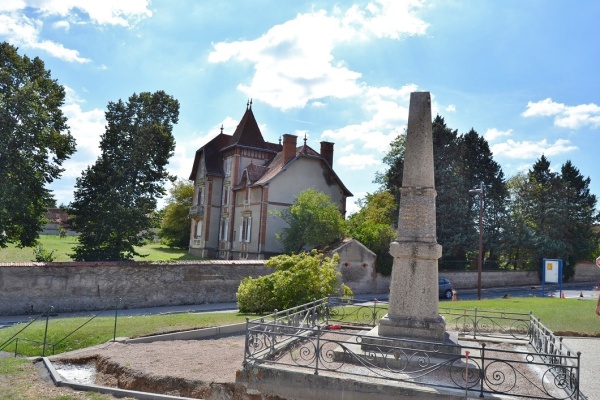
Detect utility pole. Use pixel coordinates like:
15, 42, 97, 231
469, 181, 484, 300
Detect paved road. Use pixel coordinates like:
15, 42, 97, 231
451, 282, 600, 301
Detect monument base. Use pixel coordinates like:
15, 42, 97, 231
377, 313, 447, 342
361, 322, 461, 358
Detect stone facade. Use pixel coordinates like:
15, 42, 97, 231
329, 238, 377, 294
188, 104, 352, 260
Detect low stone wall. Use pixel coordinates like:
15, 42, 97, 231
0, 261, 271, 316
572, 262, 600, 283
1, 260, 597, 316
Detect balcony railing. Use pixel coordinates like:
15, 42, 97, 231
189, 205, 204, 216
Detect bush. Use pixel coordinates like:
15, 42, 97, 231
33, 245, 55, 262
236, 250, 352, 314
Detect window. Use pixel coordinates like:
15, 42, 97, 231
223, 185, 230, 205
194, 186, 204, 205
195, 220, 203, 238
219, 217, 229, 241
239, 216, 251, 242
223, 157, 231, 176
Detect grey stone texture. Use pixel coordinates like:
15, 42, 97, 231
378, 91, 446, 341
0, 261, 271, 316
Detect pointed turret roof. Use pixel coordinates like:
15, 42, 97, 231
227, 102, 266, 149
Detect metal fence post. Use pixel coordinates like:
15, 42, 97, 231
473, 308, 478, 340
314, 325, 321, 375
42, 306, 53, 357
243, 317, 250, 367
113, 297, 122, 342
479, 342, 486, 398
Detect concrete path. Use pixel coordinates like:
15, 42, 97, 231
562, 337, 600, 399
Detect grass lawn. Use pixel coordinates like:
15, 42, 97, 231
2, 297, 599, 359
0, 235, 203, 262
0, 312, 249, 357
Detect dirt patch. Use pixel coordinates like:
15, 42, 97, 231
53, 334, 282, 399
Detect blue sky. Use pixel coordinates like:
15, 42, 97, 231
2, 1, 599, 214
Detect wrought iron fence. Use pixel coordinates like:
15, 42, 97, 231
440, 307, 532, 341
243, 298, 581, 399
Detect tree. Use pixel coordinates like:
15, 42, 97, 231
275, 188, 346, 253
159, 180, 194, 249
459, 128, 509, 266
374, 132, 406, 216
559, 161, 599, 270
346, 191, 396, 275
504, 156, 599, 279
0, 42, 76, 248
69, 91, 179, 261
376, 116, 512, 270
236, 250, 352, 313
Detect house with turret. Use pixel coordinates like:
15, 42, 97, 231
188, 102, 352, 260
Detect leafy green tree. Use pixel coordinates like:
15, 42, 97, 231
347, 191, 396, 275
559, 161, 599, 270
374, 132, 406, 216
159, 180, 194, 249
459, 128, 509, 266
0, 42, 76, 248
432, 116, 469, 264
275, 188, 346, 253
236, 251, 352, 313
375, 117, 509, 270
505, 156, 599, 279
504, 173, 538, 270
69, 91, 179, 261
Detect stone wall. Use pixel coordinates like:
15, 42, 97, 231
1, 260, 597, 316
572, 261, 600, 283
0, 261, 271, 316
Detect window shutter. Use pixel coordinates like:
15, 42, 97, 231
246, 217, 252, 242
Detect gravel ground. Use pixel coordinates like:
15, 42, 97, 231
54, 334, 246, 384
562, 337, 600, 400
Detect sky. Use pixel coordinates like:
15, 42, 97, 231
2, 0, 599, 215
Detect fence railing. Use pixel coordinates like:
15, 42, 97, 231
0, 298, 122, 357
243, 298, 581, 399
440, 307, 532, 341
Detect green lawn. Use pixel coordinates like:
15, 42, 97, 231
2, 297, 599, 359
0, 235, 203, 262
0, 312, 249, 357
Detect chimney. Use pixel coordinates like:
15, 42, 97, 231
320, 141, 334, 168
282, 134, 297, 165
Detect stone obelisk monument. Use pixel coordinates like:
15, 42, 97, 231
377, 92, 447, 342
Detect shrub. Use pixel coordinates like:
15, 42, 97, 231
33, 245, 55, 262
236, 250, 352, 314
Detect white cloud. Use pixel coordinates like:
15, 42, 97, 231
484, 128, 512, 142
30, 0, 152, 27
52, 20, 69, 30
337, 153, 382, 170
208, 2, 427, 110
522, 98, 600, 129
321, 84, 414, 152
445, 104, 456, 113
491, 138, 577, 159
61, 87, 105, 164
0, 0, 152, 63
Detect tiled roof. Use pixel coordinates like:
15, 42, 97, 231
252, 145, 353, 197
227, 107, 266, 149
188, 133, 231, 180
